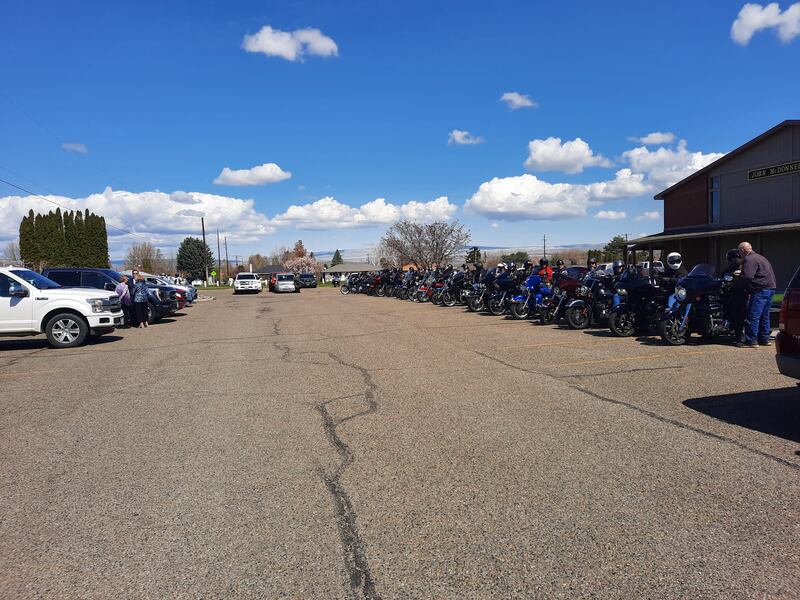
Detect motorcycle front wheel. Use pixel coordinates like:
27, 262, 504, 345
340, 286, 350, 295
441, 291, 456, 307
509, 302, 530, 320
658, 317, 688, 345
467, 297, 484, 312
540, 304, 559, 325
488, 298, 507, 316
609, 310, 636, 337
566, 306, 591, 329
376, 285, 385, 297
417, 291, 429, 303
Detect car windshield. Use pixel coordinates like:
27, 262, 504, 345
237, 274, 256, 280
277, 274, 293, 281
299, 274, 314, 279
13, 269, 61, 289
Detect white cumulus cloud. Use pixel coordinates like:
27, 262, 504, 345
62, 142, 88, 154
0, 188, 277, 255
636, 211, 661, 221
464, 168, 644, 221
731, 2, 800, 45
448, 129, 484, 145
242, 25, 339, 61
628, 131, 676, 145
499, 92, 537, 110
271, 196, 457, 230
622, 140, 725, 191
213, 163, 291, 186
595, 210, 626, 220
524, 137, 613, 174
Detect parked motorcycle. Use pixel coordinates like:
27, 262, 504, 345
564, 271, 616, 329
486, 270, 516, 316
608, 270, 668, 337
539, 271, 583, 325
509, 274, 553, 320
658, 264, 735, 345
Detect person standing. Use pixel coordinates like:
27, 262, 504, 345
737, 241, 776, 347
721, 249, 748, 344
115, 275, 132, 328
132, 272, 150, 329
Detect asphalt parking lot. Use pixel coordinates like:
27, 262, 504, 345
1, 288, 798, 599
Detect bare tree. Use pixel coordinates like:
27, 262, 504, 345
125, 241, 165, 272
2, 241, 21, 263
248, 253, 269, 271
380, 220, 470, 270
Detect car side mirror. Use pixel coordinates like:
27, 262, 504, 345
104, 282, 117, 291
9, 285, 28, 298
722, 275, 733, 283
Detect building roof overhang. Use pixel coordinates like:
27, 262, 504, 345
627, 221, 800, 248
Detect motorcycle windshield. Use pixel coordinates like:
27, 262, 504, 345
615, 270, 650, 291
679, 263, 718, 291
525, 274, 542, 290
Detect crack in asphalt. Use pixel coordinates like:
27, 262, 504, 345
273, 319, 382, 600
449, 342, 800, 471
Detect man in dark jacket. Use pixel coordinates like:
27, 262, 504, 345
721, 249, 748, 344
738, 241, 777, 347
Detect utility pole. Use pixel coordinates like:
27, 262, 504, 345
216, 228, 222, 286
201, 217, 209, 284
542, 234, 547, 259
224, 236, 230, 282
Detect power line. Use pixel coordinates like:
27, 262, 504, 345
0, 174, 169, 245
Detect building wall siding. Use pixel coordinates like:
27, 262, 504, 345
709, 124, 800, 227
663, 175, 708, 230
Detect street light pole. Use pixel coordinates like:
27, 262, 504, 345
216, 228, 222, 286
201, 217, 209, 284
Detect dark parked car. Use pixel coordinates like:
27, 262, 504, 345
776, 266, 800, 382
296, 272, 317, 288
43, 268, 179, 324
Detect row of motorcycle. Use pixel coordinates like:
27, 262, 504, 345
340, 262, 741, 346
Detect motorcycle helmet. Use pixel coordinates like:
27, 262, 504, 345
666, 252, 682, 271
612, 259, 624, 275
725, 249, 740, 263
507, 261, 516, 271
556, 259, 565, 268
588, 257, 598, 268
539, 258, 549, 267
522, 260, 533, 271
496, 262, 507, 271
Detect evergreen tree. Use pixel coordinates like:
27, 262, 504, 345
19, 210, 36, 267
73, 210, 86, 266
52, 208, 66, 266
500, 250, 529, 264
466, 246, 481, 264
63, 211, 77, 266
176, 237, 215, 280
331, 248, 343, 266
292, 240, 307, 258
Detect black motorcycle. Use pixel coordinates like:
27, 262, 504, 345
608, 270, 669, 337
485, 271, 515, 316
564, 271, 616, 329
658, 264, 735, 345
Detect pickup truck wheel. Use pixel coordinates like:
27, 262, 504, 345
147, 302, 158, 324
45, 313, 88, 348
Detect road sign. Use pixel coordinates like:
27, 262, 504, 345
211, 270, 217, 277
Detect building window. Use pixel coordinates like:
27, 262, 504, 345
709, 176, 720, 224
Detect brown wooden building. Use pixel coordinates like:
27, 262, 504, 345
627, 120, 800, 289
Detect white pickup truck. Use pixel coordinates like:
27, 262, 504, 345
0, 266, 123, 348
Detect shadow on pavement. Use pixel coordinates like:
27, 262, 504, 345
684, 386, 800, 443
0, 334, 123, 352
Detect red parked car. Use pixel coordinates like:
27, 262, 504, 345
776, 266, 800, 382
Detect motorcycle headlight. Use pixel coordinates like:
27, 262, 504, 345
675, 286, 687, 302
579, 285, 588, 296
617, 288, 628, 296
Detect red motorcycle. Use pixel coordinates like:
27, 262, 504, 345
539, 268, 587, 325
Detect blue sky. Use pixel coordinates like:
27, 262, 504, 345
1, 0, 798, 258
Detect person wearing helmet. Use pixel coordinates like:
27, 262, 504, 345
611, 259, 625, 277
537, 257, 553, 283
587, 257, 599, 273
659, 252, 687, 287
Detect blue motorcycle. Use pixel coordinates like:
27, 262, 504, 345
509, 274, 553, 320
658, 263, 734, 345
